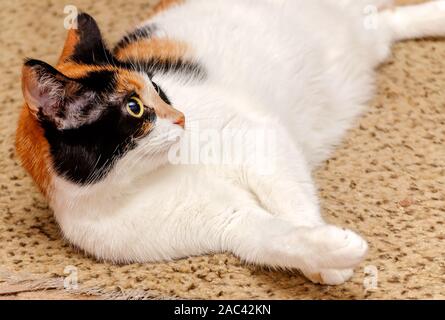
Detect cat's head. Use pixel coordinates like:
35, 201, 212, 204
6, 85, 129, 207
17, 13, 185, 195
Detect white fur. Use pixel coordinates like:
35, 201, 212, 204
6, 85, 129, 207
51, 0, 445, 285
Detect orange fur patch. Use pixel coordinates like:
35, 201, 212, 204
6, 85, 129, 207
57, 62, 114, 79
115, 70, 145, 93
151, 0, 185, 17
115, 38, 188, 62
15, 106, 53, 197
58, 29, 80, 65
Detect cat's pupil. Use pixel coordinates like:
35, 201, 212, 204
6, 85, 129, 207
128, 100, 140, 113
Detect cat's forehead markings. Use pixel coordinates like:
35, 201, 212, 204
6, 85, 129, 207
117, 70, 144, 90
116, 70, 145, 92
58, 62, 115, 79
58, 63, 146, 95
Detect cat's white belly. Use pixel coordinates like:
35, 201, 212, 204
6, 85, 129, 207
149, 0, 391, 166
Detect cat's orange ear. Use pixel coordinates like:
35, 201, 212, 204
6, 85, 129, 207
58, 12, 112, 65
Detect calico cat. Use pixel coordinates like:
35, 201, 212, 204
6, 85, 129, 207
16, 0, 445, 285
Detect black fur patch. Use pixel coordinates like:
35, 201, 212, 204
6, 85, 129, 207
76, 69, 116, 94
112, 23, 207, 81
152, 81, 171, 105
113, 24, 157, 53
70, 13, 114, 65
24, 58, 64, 79
117, 58, 207, 82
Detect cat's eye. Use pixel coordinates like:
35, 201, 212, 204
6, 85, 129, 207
126, 97, 144, 118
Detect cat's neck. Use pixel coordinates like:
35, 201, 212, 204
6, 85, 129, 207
50, 152, 170, 216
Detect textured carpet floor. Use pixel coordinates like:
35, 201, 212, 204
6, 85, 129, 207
1, 0, 444, 299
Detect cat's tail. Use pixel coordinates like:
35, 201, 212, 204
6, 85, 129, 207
381, 0, 445, 42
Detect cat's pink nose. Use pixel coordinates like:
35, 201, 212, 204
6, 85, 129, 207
157, 105, 185, 128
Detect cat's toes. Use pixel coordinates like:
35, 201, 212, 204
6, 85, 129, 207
304, 225, 368, 270
304, 268, 354, 286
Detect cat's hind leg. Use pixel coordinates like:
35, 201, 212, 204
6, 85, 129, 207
380, 1, 445, 42
366, 0, 445, 66
223, 124, 369, 284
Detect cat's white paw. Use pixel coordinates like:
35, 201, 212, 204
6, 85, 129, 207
264, 224, 367, 284
269, 224, 368, 272
298, 226, 365, 285
304, 268, 354, 286
305, 225, 368, 270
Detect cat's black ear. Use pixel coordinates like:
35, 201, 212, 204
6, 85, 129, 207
22, 59, 83, 129
58, 12, 113, 65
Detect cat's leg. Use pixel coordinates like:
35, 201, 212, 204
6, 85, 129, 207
364, 0, 445, 66
379, 0, 445, 42
220, 205, 368, 285
136, 193, 367, 284
240, 126, 326, 227
230, 127, 368, 284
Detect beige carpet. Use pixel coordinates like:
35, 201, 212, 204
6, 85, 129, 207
1, 0, 444, 300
